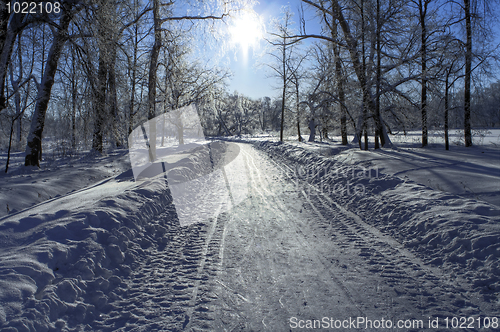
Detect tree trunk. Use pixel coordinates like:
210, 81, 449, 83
420, 0, 428, 147
375, 0, 381, 149
308, 117, 315, 142
280, 83, 286, 141
297, 116, 302, 141
161, 110, 166, 146
108, 45, 120, 147
9, 45, 22, 148
0, 27, 17, 109
92, 0, 118, 153
5, 117, 15, 172
71, 48, 77, 149
72, 92, 76, 149
17, 103, 22, 147
24, 6, 72, 166
339, 93, 347, 145
445, 70, 450, 151
463, 0, 472, 147
147, 0, 162, 160
128, 26, 139, 137
361, 0, 367, 151
363, 123, 368, 151
280, 37, 286, 142
92, 54, 108, 153
296, 79, 302, 142
333, 30, 348, 145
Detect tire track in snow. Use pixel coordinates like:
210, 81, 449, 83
306, 192, 477, 319
264, 146, 484, 326
250, 150, 366, 316
214, 145, 367, 331
92, 202, 228, 331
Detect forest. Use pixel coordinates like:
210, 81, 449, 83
1, 1, 500, 330
0, 0, 498, 170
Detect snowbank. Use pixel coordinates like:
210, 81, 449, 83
0, 140, 247, 330
0, 174, 172, 331
253, 141, 500, 302
0, 150, 131, 218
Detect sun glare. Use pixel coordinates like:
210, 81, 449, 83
229, 12, 264, 55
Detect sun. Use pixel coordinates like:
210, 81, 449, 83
229, 12, 264, 54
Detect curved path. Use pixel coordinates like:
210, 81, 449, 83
94, 143, 485, 331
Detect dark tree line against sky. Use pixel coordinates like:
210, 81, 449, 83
276, 0, 498, 148
0, 0, 498, 171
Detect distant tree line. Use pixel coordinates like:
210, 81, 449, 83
265, 0, 499, 149
0, 0, 252, 168
0, 0, 499, 171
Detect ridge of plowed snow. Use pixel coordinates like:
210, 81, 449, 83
0, 175, 172, 331
253, 141, 500, 305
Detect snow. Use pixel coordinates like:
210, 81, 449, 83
0, 149, 131, 218
331, 132, 500, 208
0, 133, 499, 331
253, 140, 500, 295
0, 170, 170, 330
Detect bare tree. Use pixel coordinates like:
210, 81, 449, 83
25, 2, 81, 166
444, 0, 499, 147
265, 6, 304, 142
300, 0, 394, 148
409, 0, 449, 147
144, 0, 245, 160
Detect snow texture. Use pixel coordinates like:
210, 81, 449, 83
0, 173, 171, 330
253, 140, 500, 301
0, 137, 499, 331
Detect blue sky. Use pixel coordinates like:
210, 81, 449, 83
224, 1, 500, 100
226, 0, 321, 99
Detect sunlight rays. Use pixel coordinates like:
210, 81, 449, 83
229, 11, 264, 61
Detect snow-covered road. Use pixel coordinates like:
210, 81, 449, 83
211, 144, 493, 331
1, 142, 499, 331
89, 143, 495, 331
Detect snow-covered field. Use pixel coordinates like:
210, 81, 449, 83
0, 132, 499, 331
0, 150, 132, 219
268, 128, 500, 207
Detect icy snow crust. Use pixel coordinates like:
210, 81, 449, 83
252, 140, 500, 302
0, 139, 499, 330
